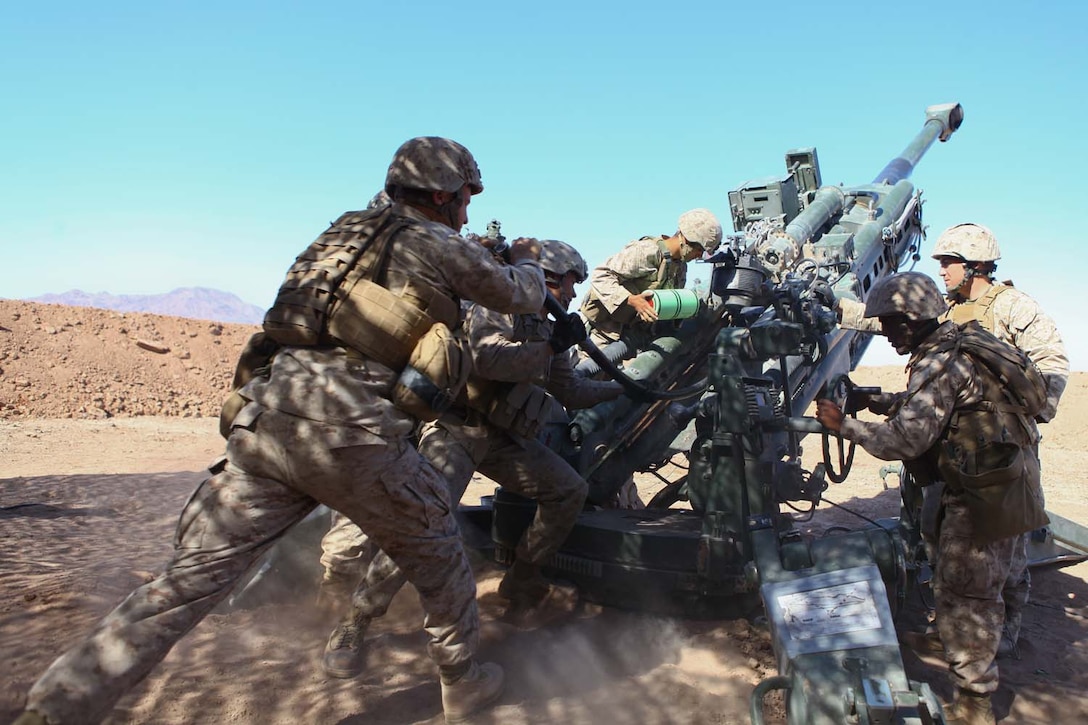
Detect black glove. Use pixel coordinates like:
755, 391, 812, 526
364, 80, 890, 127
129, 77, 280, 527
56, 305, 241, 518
844, 388, 872, 415
810, 279, 836, 308
548, 313, 588, 353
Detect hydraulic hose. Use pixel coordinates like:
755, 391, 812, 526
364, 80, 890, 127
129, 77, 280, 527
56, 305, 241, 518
544, 295, 707, 402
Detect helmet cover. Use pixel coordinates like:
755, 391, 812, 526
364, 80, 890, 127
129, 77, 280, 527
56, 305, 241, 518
384, 137, 483, 195
537, 238, 588, 283
931, 223, 1001, 262
864, 271, 948, 320
678, 208, 723, 253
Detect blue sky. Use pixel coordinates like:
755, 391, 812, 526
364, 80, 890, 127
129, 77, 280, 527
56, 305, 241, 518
3, 2, 1086, 369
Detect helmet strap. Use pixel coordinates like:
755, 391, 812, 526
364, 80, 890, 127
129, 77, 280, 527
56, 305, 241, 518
902, 318, 940, 352
950, 262, 993, 301
434, 187, 469, 231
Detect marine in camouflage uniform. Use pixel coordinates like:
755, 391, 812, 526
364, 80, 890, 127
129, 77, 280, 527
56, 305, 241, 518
838, 223, 1068, 659
931, 223, 1067, 660
817, 272, 1048, 724
14, 138, 547, 725
319, 238, 624, 678
579, 208, 723, 355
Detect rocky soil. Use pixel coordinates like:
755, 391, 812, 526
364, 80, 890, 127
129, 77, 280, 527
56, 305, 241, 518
0, 299, 256, 419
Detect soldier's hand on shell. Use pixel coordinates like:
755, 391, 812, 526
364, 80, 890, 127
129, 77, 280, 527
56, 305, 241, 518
508, 237, 542, 264
629, 291, 658, 322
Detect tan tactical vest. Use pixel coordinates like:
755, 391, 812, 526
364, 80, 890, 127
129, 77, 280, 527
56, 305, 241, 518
257, 207, 467, 422
941, 283, 1011, 331
262, 208, 459, 366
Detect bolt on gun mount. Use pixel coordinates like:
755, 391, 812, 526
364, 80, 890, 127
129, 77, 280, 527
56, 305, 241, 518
478, 104, 965, 724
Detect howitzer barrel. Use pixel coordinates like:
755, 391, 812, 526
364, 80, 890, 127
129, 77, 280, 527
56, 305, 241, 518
767, 103, 962, 263
872, 102, 964, 185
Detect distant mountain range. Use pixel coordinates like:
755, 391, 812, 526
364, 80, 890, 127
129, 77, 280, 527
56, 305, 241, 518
26, 287, 265, 325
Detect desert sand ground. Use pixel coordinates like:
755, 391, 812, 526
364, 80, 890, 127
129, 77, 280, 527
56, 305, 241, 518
4, 376, 1088, 724
2, 300, 1088, 723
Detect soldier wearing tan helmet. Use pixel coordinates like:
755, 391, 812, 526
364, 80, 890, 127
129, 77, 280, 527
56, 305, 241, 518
926, 222, 1068, 663
13, 137, 548, 725
816, 271, 1047, 725
836, 224, 1068, 665
931, 223, 1067, 423
580, 208, 723, 354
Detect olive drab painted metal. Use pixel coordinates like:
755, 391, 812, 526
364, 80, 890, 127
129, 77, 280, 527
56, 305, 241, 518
472, 104, 971, 725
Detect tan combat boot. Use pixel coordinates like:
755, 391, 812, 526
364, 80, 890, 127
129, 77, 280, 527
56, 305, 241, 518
440, 660, 505, 723
943, 689, 996, 725
11, 711, 50, 725
900, 626, 944, 654
498, 561, 579, 629
322, 611, 370, 679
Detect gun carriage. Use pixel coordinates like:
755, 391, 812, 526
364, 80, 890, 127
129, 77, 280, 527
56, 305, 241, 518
469, 103, 965, 723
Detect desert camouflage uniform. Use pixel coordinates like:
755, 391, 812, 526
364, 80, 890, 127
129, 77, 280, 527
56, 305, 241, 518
22, 202, 546, 725
839, 321, 1033, 695
942, 283, 1067, 422
841, 282, 1068, 650
839, 285, 1067, 419
579, 235, 687, 350
323, 303, 623, 619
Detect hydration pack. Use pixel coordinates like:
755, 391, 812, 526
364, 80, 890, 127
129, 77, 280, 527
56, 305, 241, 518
954, 320, 1046, 420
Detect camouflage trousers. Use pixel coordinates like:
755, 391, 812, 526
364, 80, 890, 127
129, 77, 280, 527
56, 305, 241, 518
25, 403, 478, 725
320, 508, 375, 585
322, 418, 588, 620
933, 495, 1021, 695
922, 482, 1031, 647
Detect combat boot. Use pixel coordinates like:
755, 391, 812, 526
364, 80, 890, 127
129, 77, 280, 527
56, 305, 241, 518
900, 626, 944, 654
498, 561, 579, 629
322, 610, 370, 679
497, 560, 551, 604
440, 659, 504, 723
11, 711, 50, 725
943, 689, 996, 725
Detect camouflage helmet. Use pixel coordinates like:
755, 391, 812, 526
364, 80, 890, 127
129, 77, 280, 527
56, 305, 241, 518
538, 238, 588, 283
864, 272, 948, 321
678, 208, 724, 253
931, 223, 1001, 262
384, 137, 483, 196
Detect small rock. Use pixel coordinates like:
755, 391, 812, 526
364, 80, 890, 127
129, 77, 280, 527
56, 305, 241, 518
136, 339, 170, 354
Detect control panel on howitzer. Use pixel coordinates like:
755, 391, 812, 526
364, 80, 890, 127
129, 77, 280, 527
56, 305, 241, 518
471, 103, 966, 724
